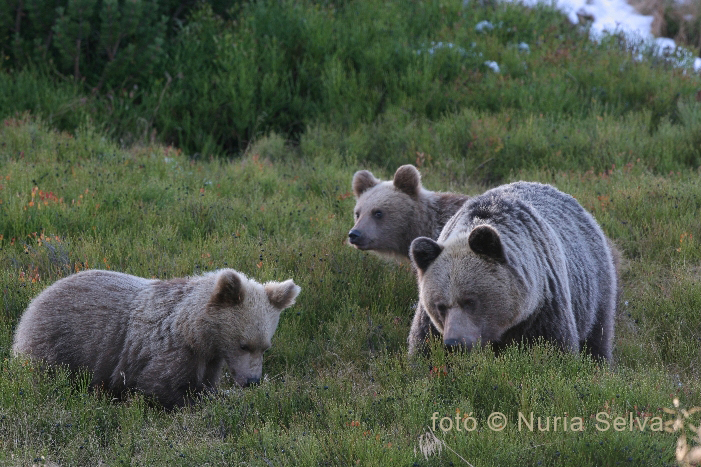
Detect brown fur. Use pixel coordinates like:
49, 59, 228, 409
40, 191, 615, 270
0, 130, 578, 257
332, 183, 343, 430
349, 165, 470, 354
349, 164, 469, 260
12, 269, 301, 409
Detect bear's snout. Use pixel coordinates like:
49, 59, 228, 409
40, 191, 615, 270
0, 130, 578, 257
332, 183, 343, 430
444, 338, 473, 352
348, 229, 362, 244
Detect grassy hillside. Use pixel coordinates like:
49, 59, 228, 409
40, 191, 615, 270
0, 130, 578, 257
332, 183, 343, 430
1, 0, 701, 169
1, 0, 701, 465
1, 119, 700, 466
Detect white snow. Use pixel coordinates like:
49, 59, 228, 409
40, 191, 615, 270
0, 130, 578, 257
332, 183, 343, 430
475, 20, 496, 32
514, 0, 701, 71
484, 60, 501, 72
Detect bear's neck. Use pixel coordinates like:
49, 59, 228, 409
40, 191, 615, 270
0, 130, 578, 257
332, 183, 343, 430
426, 191, 470, 239
400, 190, 469, 259
173, 290, 220, 359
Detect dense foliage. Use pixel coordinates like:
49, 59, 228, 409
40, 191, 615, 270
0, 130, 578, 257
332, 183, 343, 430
1, 0, 700, 168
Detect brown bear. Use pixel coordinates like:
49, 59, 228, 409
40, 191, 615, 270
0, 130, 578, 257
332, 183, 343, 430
12, 268, 301, 409
349, 164, 470, 352
409, 181, 617, 361
348, 164, 469, 261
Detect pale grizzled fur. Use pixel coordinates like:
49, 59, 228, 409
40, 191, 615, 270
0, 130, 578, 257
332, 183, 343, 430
349, 164, 469, 260
408, 181, 617, 361
13, 269, 301, 409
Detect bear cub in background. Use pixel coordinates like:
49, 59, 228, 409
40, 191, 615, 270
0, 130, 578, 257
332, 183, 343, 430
13, 268, 301, 409
349, 164, 470, 351
349, 164, 469, 261
409, 181, 617, 361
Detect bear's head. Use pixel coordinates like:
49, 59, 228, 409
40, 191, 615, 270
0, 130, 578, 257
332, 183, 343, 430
410, 225, 524, 351
203, 270, 301, 387
348, 164, 425, 259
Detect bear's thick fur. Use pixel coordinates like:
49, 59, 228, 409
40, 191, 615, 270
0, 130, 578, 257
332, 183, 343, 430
13, 268, 301, 409
409, 181, 617, 361
349, 164, 469, 261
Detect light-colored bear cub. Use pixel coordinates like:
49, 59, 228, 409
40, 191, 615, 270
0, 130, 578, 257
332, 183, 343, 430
13, 268, 301, 409
349, 164, 470, 351
349, 164, 469, 261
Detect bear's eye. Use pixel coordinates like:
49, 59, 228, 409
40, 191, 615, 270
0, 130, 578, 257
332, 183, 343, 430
354, 211, 360, 219
240, 344, 251, 352
435, 304, 448, 315
372, 210, 383, 219
459, 297, 476, 310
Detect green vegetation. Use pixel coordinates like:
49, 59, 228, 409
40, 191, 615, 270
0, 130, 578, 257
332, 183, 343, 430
1, 0, 701, 166
1, 0, 701, 465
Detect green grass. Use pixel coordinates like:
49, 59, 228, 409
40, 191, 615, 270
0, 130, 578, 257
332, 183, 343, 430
1, 116, 701, 466
1, 0, 701, 465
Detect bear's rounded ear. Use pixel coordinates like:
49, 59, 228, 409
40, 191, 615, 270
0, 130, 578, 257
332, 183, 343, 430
352, 170, 379, 197
410, 237, 443, 274
265, 279, 301, 310
211, 270, 244, 306
393, 165, 421, 198
468, 225, 506, 262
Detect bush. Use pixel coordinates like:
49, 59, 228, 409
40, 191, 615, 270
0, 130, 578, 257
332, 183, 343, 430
0, 0, 243, 90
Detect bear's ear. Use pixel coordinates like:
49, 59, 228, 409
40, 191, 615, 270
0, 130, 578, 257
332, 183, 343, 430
211, 270, 244, 306
411, 237, 443, 273
352, 170, 379, 197
468, 225, 506, 262
393, 164, 422, 197
265, 279, 301, 310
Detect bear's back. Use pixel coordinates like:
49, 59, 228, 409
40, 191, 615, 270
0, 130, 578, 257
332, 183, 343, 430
491, 182, 614, 303
13, 270, 152, 381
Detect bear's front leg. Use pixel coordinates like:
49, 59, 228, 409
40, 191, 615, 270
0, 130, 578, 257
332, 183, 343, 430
407, 303, 441, 356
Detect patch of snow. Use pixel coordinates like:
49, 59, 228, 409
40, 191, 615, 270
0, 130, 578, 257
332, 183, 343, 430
516, 0, 653, 40
484, 60, 501, 72
416, 41, 480, 58
476, 20, 495, 32
509, 0, 701, 72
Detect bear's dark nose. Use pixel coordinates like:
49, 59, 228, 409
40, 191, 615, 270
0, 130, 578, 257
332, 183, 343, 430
348, 229, 362, 244
444, 339, 472, 352
245, 377, 261, 387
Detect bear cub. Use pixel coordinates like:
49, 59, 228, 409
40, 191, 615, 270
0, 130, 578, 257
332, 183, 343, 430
349, 164, 469, 261
349, 164, 470, 351
409, 181, 617, 361
13, 268, 301, 409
